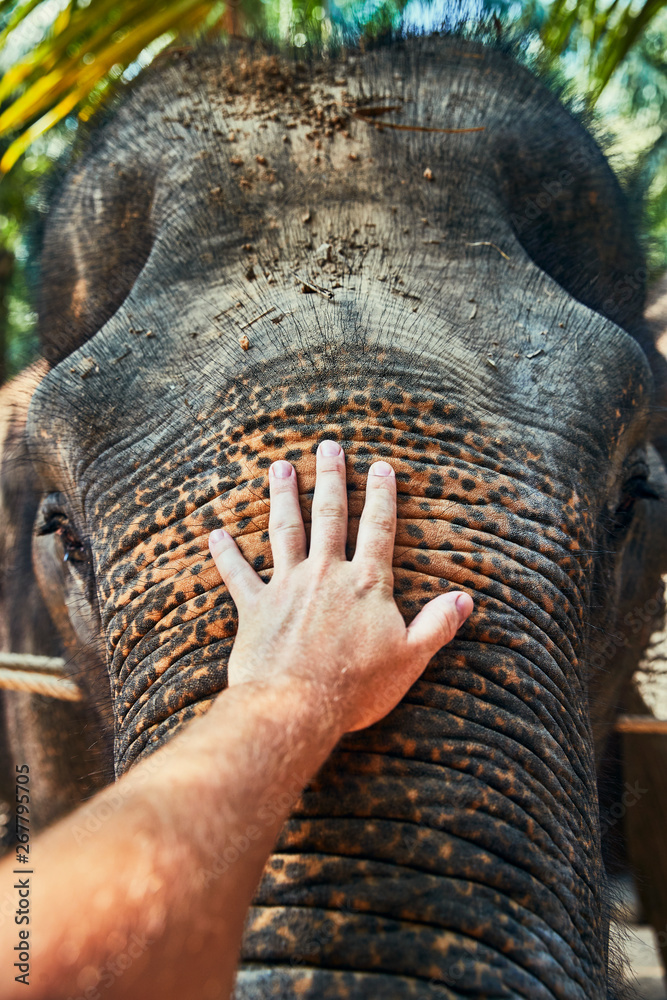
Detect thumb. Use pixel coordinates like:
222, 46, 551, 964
406, 591, 473, 661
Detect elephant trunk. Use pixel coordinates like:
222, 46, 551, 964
235, 630, 606, 999
95, 384, 608, 996
108, 532, 606, 998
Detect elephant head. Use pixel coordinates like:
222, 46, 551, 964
25, 35, 667, 999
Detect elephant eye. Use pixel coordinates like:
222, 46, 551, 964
36, 495, 90, 566
611, 474, 660, 536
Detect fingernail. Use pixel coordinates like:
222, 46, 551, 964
209, 528, 229, 550
370, 461, 393, 477
454, 592, 473, 621
319, 439, 341, 457
271, 460, 293, 479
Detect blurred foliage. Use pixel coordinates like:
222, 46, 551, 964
519, 0, 666, 99
495, 0, 667, 283
0, 0, 665, 379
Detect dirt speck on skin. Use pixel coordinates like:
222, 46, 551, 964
79, 357, 99, 379
112, 345, 132, 364
315, 243, 334, 264
230, 155, 244, 166
239, 335, 250, 351
256, 154, 268, 165
214, 53, 355, 153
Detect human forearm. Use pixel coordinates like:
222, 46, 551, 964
2, 678, 341, 1000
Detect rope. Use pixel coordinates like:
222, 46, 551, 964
0, 654, 82, 702
0, 657, 665, 718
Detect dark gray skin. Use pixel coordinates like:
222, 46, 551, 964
0, 366, 112, 832
20, 34, 667, 999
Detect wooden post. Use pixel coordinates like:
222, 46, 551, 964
620, 686, 667, 986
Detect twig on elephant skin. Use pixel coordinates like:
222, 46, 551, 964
466, 241, 511, 260
239, 306, 276, 330
290, 270, 335, 299
351, 106, 486, 136
0, 653, 82, 701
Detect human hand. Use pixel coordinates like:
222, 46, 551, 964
208, 441, 472, 734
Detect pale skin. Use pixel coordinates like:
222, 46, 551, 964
1, 441, 472, 1000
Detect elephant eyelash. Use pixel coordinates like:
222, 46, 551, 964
619, 475, 661, 508
37, 510, 90, 565
610, 475, 661, 536
626, 477, 660, 502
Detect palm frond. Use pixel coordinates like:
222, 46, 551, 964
592, 0, 666, 99
531, 0, 667, 102
0, 0, 222, 173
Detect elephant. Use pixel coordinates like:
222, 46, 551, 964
15, 30, 667, 999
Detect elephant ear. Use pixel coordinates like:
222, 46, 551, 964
591, 277, 667, 768
496, 121, 667, 453
606, 274, 667, 971
0, 366, 113, 829
492, 115, 667, 398
645, 274, 667, 461
38, 150, 155, 366
0, 363, 56, 657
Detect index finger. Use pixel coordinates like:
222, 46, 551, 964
352, 461, 397, 574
